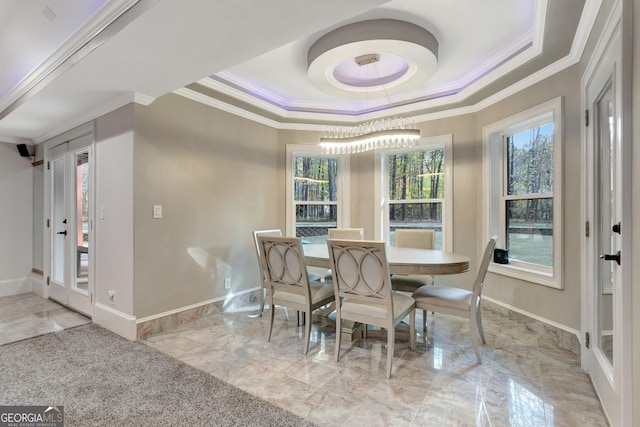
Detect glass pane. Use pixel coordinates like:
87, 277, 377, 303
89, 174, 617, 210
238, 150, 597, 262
506, 198, 553, 267
52, 157, 65, 284
74, 151, 90, 293
294, 157, 337, 202
295, 204, 337, 243
389, 202, 442, 249
506, 124, 554, 196
388, 149, 445, 200
596, 82, 614, 366
32, 164, 44, 271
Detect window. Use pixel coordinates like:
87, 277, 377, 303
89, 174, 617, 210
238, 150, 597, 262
483, 98, 563, 288
286, 145, 349, 243
376, 135, 452, 250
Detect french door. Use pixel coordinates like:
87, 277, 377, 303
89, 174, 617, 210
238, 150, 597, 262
48, 134, 94, 317
582, 21, 631, 426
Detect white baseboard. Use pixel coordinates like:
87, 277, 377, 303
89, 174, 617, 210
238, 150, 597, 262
94, 302, 137, 341
484, 295, 581, 341
136, 286, 261, 324
30, 273, 45, 297
0, 277, 33, 297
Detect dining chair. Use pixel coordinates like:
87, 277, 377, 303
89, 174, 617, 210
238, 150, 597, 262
391, 229, 436, 330
252, 229, 282, 317
253, 229, 323, 318
327, 239, 416, 378
391, 229, 436, 291
257, 235, 335, 355
412, 237, 497, 363
328, 228, 364, 240
324, 228, 364, 281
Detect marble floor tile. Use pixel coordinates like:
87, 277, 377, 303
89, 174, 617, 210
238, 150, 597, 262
0, 294, 609, 426
142, 305, 609, 426
0, 293, 90, 345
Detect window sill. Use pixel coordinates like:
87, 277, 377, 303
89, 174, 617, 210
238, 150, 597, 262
487, 262, 562, 289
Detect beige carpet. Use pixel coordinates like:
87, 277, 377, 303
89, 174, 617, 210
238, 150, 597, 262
0, 324, 316, 427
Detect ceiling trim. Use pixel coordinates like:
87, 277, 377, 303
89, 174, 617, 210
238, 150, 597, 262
0, 135, 33, 145
213, 29, 536, 115
210, 0, 547, 116
174, 0, 601, 130
29, 92, 148, 144
173, 87, 284, 130
0, 0, 157, 121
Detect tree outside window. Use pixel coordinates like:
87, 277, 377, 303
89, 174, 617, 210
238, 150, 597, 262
387, 148, 445, 249
483, 97, 562, 288
504, 124, 554, 267
294, 156, 338, 243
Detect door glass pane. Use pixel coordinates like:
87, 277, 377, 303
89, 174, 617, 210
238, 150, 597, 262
596, 83, 614, 366
52, 157, 65, 283
74, 151, 90, 293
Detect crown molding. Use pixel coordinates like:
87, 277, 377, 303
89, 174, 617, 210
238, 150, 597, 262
173, 87, 284, 129
175, 0, 600, 131
34, 92, 143, 143
0, 0, 157, 122
209, 0, 546, 116
0, 135, 33, 145
133, 93, 156, 106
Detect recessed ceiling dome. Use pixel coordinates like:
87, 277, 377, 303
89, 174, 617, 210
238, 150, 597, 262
307, 19, 438, 99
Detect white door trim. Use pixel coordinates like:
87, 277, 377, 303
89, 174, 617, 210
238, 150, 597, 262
580, 0, 633, 424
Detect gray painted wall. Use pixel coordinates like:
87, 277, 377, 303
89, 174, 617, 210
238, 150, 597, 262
0, 142, 33, 293
95, 105, 135, 315
110, 0, 620, 329
125, 64, 581, 328
133, 94, 279, 318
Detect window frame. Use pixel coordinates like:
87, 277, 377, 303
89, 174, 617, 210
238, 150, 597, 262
374, 134, 453, 251
285, 144, 350, 238
482, 97, 563, 288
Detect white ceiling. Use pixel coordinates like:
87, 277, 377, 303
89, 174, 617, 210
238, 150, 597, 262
0, 0, 594, 144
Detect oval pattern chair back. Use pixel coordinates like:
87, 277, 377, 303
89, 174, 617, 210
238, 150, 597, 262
394, 229, 434, 250
325, 228, 364, 282
327, 239, 415, 378
257, 235, 335, 355
252, 229, 282, 316
328, 228, 364, 240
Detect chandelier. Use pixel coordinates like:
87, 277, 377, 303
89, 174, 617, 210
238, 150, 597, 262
307, 20, 436, 155
320, 117, 420, 154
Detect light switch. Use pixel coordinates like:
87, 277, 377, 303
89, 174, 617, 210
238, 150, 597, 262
153, 204, 162, 219
99, 205, 105, 219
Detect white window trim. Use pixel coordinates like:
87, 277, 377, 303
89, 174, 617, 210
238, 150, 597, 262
374, 134, 453, 251
285, 144, 350, 237
482, 97, 563, 288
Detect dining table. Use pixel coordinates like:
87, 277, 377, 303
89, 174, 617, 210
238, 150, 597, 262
302, 243, 471, 342
303, 243, 470, 276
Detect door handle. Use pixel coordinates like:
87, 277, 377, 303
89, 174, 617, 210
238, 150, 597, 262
600, 251, 621, 265
57, 230, 67, 236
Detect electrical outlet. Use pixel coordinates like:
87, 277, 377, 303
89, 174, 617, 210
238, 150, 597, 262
153, 204, 162, 219
108, 290, 115, 305
224, 278, 231, 290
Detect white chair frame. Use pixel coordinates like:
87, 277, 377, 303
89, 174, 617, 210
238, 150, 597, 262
327, 239, 415, 378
